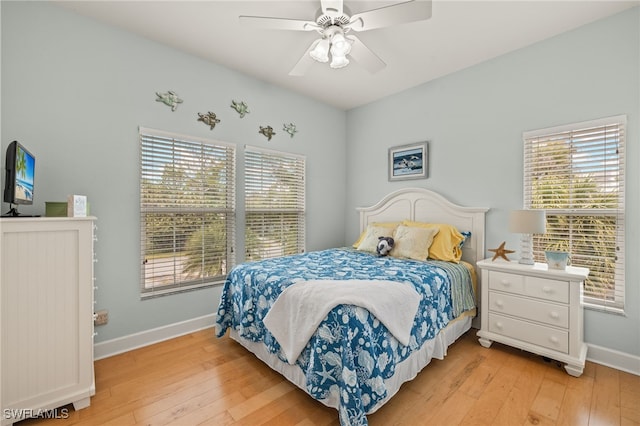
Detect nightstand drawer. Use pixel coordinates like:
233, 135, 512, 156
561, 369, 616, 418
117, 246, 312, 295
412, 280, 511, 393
488, 313, 569, 353
488, 292, 569, 328
489, 271, 569, 303
525, 277, 569, 303
488, 271, 525, 294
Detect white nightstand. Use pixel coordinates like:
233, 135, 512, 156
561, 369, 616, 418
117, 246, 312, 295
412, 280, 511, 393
476, 258, 589, 377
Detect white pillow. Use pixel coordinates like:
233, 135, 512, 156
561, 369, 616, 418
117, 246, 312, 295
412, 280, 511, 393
392, 225, 440, 261
356, 224, 397, 253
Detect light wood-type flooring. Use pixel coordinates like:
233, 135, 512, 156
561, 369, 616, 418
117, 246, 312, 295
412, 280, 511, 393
19, 328, 640, 426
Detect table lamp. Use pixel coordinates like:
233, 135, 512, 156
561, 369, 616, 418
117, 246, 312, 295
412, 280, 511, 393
508, 209, 546, 265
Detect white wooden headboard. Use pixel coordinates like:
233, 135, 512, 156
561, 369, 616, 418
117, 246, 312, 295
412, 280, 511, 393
356, 188, 489, 265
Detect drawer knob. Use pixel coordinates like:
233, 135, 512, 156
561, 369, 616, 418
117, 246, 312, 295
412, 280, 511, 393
500, 280, 511, 287
549, 336, 559, 344
495, 322, 503, 330
543, 286, 553, 294
495, 300, 504, 308
550, 311, 560, 319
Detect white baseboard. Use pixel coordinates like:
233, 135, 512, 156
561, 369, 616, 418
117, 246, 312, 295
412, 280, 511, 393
587, 343, 640, 376
93, 314, 216, 360
93, 315, 639, 377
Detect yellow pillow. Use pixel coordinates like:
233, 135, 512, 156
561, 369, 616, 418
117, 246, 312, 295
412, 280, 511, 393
352, 222, 400, 248
391, 225, 440, 261
355, 224, 399, 253
402, 220, 465, 263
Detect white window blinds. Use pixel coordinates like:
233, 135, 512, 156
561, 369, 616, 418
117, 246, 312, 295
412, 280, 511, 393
523, 116, 626, 313
140, 127, 235, 298
245, 146, 305, 261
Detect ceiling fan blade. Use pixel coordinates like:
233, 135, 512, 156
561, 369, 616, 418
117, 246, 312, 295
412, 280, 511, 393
240, 15, 319, 31
348, 0, 432, 32
347, 35, 386, 74
320, 0, 343, 16
289, 39, 321, 76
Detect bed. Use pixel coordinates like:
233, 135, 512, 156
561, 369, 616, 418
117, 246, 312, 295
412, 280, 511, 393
215, 188, 489, 425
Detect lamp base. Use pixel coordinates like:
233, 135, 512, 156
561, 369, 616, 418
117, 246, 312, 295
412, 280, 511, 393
518, 234, 535, 265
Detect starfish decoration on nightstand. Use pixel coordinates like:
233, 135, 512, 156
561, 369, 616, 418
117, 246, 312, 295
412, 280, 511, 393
489, 241, 515, 261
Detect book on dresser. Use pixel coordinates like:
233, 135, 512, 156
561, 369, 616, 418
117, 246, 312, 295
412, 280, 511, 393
476, 258, 589, 377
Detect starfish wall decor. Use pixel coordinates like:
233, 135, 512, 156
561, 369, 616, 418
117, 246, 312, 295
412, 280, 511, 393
488, 241, 515, 261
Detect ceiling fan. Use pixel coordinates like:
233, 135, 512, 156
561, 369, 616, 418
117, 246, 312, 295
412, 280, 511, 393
240, 0, 432, 76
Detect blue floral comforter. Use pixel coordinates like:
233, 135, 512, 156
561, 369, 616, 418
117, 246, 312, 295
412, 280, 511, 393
215, 248, 475, 426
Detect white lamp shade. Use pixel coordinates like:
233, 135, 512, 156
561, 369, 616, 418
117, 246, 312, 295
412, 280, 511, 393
330, 53, 349, 69
310, 38, 330, 63
508, 210, 546, 234
330, 33, 351, 56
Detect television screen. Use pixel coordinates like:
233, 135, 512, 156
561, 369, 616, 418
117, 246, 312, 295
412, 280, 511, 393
4, 141, 35, 205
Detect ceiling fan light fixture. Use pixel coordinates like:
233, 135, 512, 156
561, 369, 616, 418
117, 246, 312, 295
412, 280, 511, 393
243, 0, 433, 75
309, 38, 330, 63
330, 53, 349, 69
330, 33, 351, 56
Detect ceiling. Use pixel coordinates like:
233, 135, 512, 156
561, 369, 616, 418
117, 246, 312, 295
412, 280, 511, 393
56, 0, 638, 110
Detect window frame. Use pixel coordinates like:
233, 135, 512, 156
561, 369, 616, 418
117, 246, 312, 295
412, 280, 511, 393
244, 145, 306, 262
522, 115, 626, 314
139, 127, 236, 298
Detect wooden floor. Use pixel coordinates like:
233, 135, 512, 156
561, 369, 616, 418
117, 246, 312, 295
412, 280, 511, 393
20, 328, 639, 426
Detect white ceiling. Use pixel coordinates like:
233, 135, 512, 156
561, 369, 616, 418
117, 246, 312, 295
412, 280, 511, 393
56, 0, 638, 110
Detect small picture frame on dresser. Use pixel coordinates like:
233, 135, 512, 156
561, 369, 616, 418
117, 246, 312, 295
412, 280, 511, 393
68, 195, 88, 217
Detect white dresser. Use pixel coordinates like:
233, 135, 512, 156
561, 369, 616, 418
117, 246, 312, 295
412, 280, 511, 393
1, 217, 96, 425
476, 258, 589, 377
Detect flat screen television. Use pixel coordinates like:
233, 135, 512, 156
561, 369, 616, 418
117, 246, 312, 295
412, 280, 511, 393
3, 140, 35, 216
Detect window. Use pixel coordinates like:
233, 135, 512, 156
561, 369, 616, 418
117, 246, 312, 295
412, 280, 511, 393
140, 127, 235, 298
244, 146, 305, 261
523, 116, 626, 313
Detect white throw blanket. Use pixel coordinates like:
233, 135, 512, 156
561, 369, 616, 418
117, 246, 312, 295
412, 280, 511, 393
263, 279, 421, 364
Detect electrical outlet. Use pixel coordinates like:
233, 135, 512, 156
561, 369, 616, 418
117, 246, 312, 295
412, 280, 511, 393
94, 309, 108, 326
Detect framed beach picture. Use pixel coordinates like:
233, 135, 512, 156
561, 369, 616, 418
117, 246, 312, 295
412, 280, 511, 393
388, 142, 428, 181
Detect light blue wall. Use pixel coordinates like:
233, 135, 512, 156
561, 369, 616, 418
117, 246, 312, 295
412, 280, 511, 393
346, 7, 639, 357
0, 1, 347, 342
